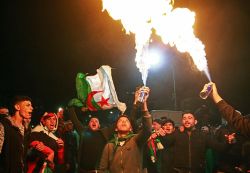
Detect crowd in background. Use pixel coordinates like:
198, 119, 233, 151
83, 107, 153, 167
0, 83, 250, 173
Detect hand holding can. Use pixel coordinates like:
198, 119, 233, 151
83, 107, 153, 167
138, 86, 150, 102
200, 83, 213, 99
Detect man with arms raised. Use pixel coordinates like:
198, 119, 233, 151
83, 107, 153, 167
99, 87, 152, 173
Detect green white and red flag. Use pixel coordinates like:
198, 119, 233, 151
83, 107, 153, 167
69, 65, 126, 113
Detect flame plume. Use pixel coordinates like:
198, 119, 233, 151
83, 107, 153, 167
101, 0, 211, 84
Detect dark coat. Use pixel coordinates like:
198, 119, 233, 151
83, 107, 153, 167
161, 128, 228, 173
68, 107, 115, 171
161, 143, 174, 173
26, 131, 59, 171
214, 125, 248, 172
0, 117, 25, 173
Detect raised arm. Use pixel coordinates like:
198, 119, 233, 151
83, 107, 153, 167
217, 101, 250, 137
68, 107, 84, 134
129, 86, 143, 133
134, 87, 152, 146
208, 82, 250, 137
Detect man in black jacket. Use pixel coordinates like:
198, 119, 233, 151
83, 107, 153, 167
160, 111, 234, 173
68, 107, 113, 173
0, 96, 33, 173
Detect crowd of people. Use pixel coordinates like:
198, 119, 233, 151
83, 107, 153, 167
0, 83, 250, 173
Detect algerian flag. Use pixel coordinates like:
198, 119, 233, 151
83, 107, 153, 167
69, 65, 126, 113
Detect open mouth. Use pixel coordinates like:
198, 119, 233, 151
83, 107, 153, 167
121, 124, 128, 127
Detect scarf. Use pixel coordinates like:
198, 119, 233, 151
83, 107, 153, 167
109, 132, 135, 153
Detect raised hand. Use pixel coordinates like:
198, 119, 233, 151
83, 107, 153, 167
56, 138, 64, 148
225, 133, 236, 144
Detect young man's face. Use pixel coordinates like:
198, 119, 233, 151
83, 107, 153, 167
88, 117, 100, 131
152, 121, 161, 131
43, 116, 57, 131
163, 122, 175, 134
182, 113, 197, 130
16, 100, 33, 119
116, 117, 132, 133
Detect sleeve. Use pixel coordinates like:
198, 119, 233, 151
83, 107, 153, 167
26, 136, 54, 164
134, 111, 152, 147
159, 132, 176, 148
29, 141, 54, 156
68, 107, 84, 134
99, 143, 111, 173
205, 132, 229, 152
217, 100, 250, 137
57, 145, 64, 164
129, 103, 141, 133
0, 123, 4, 153
101, 126, 115, 141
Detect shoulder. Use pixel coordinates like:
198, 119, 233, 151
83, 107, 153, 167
0, 122, 4, 134
32, 124, 44, 132
170, 130, 181, 137
0, 117, 13, 131
106, 142, 114, 146
104, 142, 114, 151
0, 116, 10, 125
193, 129, 209, 139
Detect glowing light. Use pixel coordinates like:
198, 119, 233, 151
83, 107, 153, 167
101, 0, 211, 82
58, 107, 63, 112
147, 49, 161, 66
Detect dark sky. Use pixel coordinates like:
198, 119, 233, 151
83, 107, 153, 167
1, 0, 250, 114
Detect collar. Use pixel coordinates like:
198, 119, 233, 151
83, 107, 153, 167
7, 116, 25, 136
32, 125, 58, 140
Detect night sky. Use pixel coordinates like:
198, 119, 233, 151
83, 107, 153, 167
1, 0, 250, 116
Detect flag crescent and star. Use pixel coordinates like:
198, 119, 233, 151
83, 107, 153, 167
69, 65, 126, 113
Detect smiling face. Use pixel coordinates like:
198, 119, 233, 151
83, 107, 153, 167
163, 122, 175, 134
116, 116, 132, 134
88, 117, 100, 131
15, 100, 33, 119
182, 113, 197, 130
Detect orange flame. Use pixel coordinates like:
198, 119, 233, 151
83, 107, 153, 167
101, 0, 210, 84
